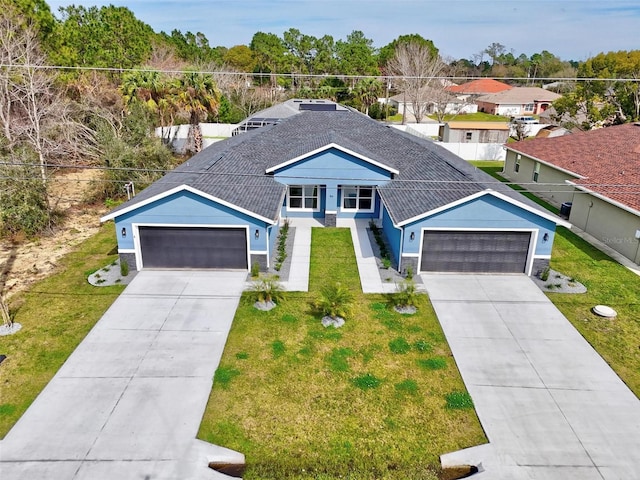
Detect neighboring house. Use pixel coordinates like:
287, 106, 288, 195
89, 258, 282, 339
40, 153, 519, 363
503, 123, 640, 265
439, 122, 510, 143
102, 107, 569, 276
446, 78, 513, 101
475, 87, 562, 116
389, 86, 477, 119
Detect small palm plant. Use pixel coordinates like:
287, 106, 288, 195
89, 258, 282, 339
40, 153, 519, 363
392, 279, 420, 314
316, 282, 354, 321
250, 275, 284, 310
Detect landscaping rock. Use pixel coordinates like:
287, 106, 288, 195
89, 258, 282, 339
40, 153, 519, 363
0, 322, 22, 336
254, 300, 276, 311
531, 268, 586, 294
88, 259, 137, 287
321, 316, 345, 328
394, 305, 417, 315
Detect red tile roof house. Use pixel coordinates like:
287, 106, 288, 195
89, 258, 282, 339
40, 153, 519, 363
475, 87, 562, 117
446, 79, 513, 100
503, 123, 640, 264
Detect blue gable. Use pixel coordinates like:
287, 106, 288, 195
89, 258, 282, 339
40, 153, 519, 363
271, 147, 393, 184
400, 194, 557, 257
114, 190, 270, 253
271, 147, 391, 217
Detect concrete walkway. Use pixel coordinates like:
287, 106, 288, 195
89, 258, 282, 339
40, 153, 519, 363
282, 219, 316, 291
424, 274, 640, 480
0, 270, 246, 480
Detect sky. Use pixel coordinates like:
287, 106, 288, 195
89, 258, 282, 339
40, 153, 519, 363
46, 0, 640, 62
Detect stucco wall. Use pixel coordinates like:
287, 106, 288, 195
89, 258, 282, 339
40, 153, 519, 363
570, 193, 640, 264
273, 148, 391, 218
114, 190, 271, 258
400, 194, 557, 258
503, 150, 578, 207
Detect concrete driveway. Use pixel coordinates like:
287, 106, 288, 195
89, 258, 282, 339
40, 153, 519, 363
0, 270, 246, 480
423, 274, 640, 480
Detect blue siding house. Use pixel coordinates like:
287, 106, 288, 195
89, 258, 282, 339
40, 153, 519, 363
102, 100, 568, 275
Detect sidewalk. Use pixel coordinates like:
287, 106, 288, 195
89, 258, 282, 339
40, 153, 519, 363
284, 218, 407, 294
280, 218, 321, 291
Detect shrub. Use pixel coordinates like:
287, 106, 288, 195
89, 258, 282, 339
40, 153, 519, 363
250, 261, 260, 278
316, 282, 354, 320
120, 258, 129, 277
250, 275, 284, 304
392, 279, 419, 308
540, 266, 550, 281
405, 265, 414, 280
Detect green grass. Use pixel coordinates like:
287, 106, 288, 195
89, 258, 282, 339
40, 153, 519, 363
470, 161, 560, 214
198, 228, 485, 479
548, 227, 640, 397
0, 223, 124, 438
472, 162, 640, 398
430, 112, 511, 122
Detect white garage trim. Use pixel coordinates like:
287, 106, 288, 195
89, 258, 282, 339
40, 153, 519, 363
132, 223, 250, 271
418, 227, 538, 276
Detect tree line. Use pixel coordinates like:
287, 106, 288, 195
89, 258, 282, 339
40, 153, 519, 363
2, 0, 640, 241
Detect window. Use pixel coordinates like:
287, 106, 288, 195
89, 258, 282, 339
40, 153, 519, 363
514, 154, 521, 173
287, 185, 319, 211
342, 186, 374, 211
465, 132, 473, 141
533, 162, 540, 182
524, 103, 534, 112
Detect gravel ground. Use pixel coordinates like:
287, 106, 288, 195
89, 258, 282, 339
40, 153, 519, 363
531, 268, 587, 294
88, 259, 137, 287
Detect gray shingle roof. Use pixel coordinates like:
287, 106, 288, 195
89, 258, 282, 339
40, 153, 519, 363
106, 109, 551, 224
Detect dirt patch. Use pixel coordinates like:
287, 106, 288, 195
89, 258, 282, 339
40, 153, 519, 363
0, 169, 108, 299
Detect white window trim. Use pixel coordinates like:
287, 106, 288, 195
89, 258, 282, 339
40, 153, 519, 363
287, 184, 321, 212
533, 162, 540, 182
341, 185, 376, 212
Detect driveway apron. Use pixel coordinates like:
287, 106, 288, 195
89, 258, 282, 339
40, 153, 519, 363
0, 270, 246, 480
424, 274, 640, 480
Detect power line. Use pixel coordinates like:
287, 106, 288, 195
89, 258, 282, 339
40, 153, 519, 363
1, 160, 639, 191
1, 63, 639, 83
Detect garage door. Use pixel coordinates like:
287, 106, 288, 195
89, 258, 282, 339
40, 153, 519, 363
139, 226, 248, 269
420, 230, 531, 273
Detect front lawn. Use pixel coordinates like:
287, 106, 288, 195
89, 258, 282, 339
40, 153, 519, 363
198, 228, 485, 479
548, 228, 640, 397
0, 224, 124, 437
472, 162, 640, 398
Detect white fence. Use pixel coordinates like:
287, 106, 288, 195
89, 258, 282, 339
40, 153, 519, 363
155, 123, 236, 153
434, 142, 506, 161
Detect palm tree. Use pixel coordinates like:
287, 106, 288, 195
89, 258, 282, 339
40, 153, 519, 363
174, 71, 219, 153
353, 78, 382, 116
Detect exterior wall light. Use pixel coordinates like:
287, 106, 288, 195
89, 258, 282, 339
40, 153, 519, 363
543, 233, 549, 242
409, 231, 415, 241
121, 227, 127, 238
255, 229, 260, 239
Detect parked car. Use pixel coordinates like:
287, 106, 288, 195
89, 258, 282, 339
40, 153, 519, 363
513, 116, 538, 124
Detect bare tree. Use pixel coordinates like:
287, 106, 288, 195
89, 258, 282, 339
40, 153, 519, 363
211, 66, 270, 120
388, 41, 447, 123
